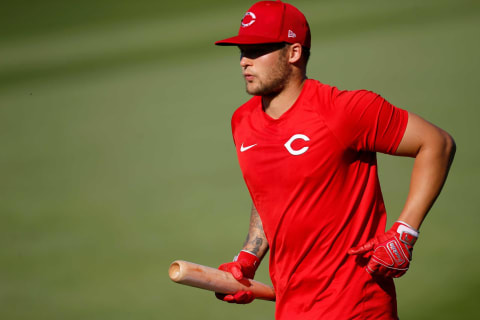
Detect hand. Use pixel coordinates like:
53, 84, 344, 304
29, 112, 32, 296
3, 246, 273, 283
215, 250, 260, 304
215, 291, 255, 304
348, 221, 419, 278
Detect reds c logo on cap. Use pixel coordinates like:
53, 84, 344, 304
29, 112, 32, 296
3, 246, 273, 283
241, 12, 256, 27
215, 1, 311, 48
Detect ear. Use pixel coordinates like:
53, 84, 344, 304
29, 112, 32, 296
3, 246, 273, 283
287, 43, 303, 64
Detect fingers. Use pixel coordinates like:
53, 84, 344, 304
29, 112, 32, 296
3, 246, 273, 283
233, 291, 254, 304
219, 262, 244, 280
348, 238, 376, 255
367, 262, 395, 277
215, 292, 228, 301
215, 292, 237, 303
365, 259, 408, 278
392, 269, 407, 278
230, 265, 244, 280
215, 291, 254, 304
366, 257, 380, 275
347, 245, 367, 255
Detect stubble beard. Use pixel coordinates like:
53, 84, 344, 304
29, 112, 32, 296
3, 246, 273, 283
245, 51, 291, 97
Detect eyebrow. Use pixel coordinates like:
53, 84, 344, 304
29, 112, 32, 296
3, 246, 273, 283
239, 43, 287, 58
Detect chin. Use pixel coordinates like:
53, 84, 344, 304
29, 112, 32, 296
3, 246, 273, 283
247, 86, 281, 97
245, 85, 260, 96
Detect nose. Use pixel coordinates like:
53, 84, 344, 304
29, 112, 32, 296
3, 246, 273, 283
240, 55, 252, 68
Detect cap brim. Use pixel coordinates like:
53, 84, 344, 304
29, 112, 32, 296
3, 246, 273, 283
215, 34, 286, 46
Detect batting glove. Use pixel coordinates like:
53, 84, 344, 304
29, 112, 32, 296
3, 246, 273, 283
215, 250, 260, 304
348, 221, 419, 278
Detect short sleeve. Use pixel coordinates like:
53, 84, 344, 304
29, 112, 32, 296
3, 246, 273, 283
231, 110, 239, 147
327, 89, 408, 154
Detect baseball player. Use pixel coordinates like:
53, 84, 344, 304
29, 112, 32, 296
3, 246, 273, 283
213, 1, 456, 319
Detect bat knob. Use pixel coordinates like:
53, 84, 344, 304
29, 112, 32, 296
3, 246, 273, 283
169, 261, 182, 282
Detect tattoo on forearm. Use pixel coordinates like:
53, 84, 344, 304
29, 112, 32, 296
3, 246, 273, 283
243, 204, 268, 256
251, 237, 263, 255
244, 233, 251, 246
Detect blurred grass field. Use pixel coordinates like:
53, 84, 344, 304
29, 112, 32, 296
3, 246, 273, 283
1, 0, 479, 319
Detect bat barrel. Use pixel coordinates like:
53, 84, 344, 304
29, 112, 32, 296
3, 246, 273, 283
169, 260, 275, 301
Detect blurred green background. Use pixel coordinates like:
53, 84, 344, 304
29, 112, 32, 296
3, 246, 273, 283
1, 0, 479, 319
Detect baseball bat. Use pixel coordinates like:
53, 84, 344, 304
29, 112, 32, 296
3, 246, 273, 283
168, 260, 275, 301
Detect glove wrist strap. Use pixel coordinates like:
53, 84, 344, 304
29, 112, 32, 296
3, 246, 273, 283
394, 221, 419, 246
234, 250, 260, 270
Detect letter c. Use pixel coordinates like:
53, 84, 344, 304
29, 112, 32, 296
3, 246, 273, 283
284, 134, 310, 155
241, 12, 256, 27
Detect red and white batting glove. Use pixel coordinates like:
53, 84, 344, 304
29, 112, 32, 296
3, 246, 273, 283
215, 250, 260, 304
348, 221, 419, 278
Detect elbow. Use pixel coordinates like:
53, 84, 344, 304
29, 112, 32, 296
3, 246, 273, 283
440, 130, 456, 164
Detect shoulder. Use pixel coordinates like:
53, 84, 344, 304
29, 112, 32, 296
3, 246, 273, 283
307, 80, 386, 116
231, 96, 261, 128
303, 79, 335, 98
333, 88, 384, 108
308, 80, 378, 105
302, 79, 356, 109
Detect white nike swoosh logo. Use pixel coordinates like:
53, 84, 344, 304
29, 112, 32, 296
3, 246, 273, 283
240, 143, 257, 152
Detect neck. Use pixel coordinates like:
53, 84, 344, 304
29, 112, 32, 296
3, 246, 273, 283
262, 75, 306, 119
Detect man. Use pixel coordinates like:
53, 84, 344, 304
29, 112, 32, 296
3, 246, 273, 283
213, 1, 455, 319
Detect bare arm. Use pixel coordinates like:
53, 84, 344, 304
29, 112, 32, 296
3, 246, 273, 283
394, 112, 456, 229
242, 204, 269, 259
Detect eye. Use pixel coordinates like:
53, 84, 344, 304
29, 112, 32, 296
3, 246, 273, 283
246, 49, 261, 59
239, 47, 268, 59
239, 43, 286, 60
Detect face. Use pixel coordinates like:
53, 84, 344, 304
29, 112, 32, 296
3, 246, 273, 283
238, 43, 291, 96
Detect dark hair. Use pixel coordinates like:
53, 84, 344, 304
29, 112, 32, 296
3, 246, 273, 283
302, 46, 311, 65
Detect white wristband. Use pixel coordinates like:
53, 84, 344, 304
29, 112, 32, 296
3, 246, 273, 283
396, 221, 420, 237
233, 250, 257, 261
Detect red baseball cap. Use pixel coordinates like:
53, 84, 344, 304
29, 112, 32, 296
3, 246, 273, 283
215, 0, 311, 48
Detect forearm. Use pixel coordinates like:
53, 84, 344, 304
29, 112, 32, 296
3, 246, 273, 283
395, 113, 456, 229
242, 204, 269, 259
216, 204, 268, 302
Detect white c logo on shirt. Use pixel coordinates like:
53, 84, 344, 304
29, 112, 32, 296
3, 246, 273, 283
284, 134, 310, 155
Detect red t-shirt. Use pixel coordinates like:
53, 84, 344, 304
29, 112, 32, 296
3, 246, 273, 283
231, 79, 408, 319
